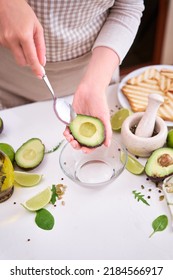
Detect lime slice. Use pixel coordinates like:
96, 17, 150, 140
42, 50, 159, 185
120, 151, 144, 175
14, 171, 43, 187
22, 187, 52, 211
0, 143, 15, 163
166, 129, 173, 148
111, 108, 132, 131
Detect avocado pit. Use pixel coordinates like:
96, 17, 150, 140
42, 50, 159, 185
157, 153, 173, 167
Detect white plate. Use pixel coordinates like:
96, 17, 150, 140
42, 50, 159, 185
117, 64, 173, 127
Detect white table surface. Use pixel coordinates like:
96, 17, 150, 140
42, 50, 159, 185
0, 85, 173, 260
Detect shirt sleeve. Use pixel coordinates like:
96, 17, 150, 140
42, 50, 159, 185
92, 0, 145, 64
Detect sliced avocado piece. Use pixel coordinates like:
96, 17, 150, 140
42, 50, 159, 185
0, 117, 4, 134
69, 114, 105, 148
15, 138, 45, 170
145, 147, 173, 182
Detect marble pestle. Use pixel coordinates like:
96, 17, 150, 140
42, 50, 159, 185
135, 94, 164, 138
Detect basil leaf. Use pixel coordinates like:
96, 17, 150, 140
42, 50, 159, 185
149, 215, 168, 238
35, 208, 55, 230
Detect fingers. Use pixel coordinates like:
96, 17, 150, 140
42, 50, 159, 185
104, 121, 112, 147
34, 24, 46, 68
21, 35, 44, 78
10, 42, 27, 66
63, 127, 96, 153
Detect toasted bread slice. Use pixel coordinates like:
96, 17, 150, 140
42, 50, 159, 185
121, 67, 173, 121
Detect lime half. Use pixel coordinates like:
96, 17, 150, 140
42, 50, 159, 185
111, 108, 131, 131
0, 143, 15, 163
166, 129, 173, 148
22, 187, 52, 211
121, 151, 144, 175
14, 171, 43, 187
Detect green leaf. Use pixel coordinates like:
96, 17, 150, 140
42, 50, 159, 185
50, 185, 58, 205
132, 190, 150, 206
45, 140, 64, 154
149, 215, 168, 238
35, 208, 55, 230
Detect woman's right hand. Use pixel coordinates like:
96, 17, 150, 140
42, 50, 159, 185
0, 0, 46, 78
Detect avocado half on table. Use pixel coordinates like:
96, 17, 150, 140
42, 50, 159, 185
145, 147, 173, 182
69, 114, 105, 148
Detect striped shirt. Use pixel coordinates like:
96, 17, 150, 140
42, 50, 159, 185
27, 0, 144, 63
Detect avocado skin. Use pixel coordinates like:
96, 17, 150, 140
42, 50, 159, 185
0, 118, 4, 134
69, 114, 105, 148
15, 138, 45, 170
145, 147, 173, 182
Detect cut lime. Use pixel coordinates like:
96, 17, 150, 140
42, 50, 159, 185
166, 129, 173, 148
14, 171, 43, 187
111, 108, 132, 131
0, 143, 15, 163
22, 187, 52, 211
121, 151, 144, 175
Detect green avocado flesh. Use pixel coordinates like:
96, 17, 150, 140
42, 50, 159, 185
15, 138, 45, 170
69, 114, 105, 147
145, 147, 173, 182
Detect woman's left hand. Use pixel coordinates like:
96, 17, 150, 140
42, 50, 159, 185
63, 84, 112, 153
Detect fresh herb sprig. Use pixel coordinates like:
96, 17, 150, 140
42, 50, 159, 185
50, 185, 59, 204
132, 190, 150, 206
45, 140, 64, 154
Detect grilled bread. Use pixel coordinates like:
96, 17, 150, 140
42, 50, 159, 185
121, 67, 173, 121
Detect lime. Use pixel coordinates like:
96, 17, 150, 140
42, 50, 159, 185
120, 151, 144, 175
0, 143, 15, 163
166, 129, 173, 148
22, 187, 52, 211
14, 171, 43, 187
111, 108, 132, 131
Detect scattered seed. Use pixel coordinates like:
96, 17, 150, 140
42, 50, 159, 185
159, 195, 164, 201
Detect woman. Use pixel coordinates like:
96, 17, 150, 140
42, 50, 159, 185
0, 0, 144, 152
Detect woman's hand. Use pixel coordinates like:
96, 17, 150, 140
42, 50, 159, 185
0, 0, 45, 78
64, 84, 112, 153
64, 46, 120, 153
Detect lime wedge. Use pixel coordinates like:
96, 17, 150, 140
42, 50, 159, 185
166, 129, 173, 148
14, 171, 43, 187
0, 143, 15, 163
111, 108, 132, 131
22, 187, 52, 211
120, 151, 144, 175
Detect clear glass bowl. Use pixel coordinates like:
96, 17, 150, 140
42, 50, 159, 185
59, 137, 127, 187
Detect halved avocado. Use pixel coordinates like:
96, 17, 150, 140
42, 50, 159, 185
69, 114, 105, 148
145, 147, 173, 182
15, 138, 45, 170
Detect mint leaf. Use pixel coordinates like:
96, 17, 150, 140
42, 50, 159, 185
35, 208, 54, 230
132, 190, 150, 206
50, 185, 58, 204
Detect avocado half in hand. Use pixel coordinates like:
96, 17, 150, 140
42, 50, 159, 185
145, 147, 173, 182
69, 114, 105, 148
